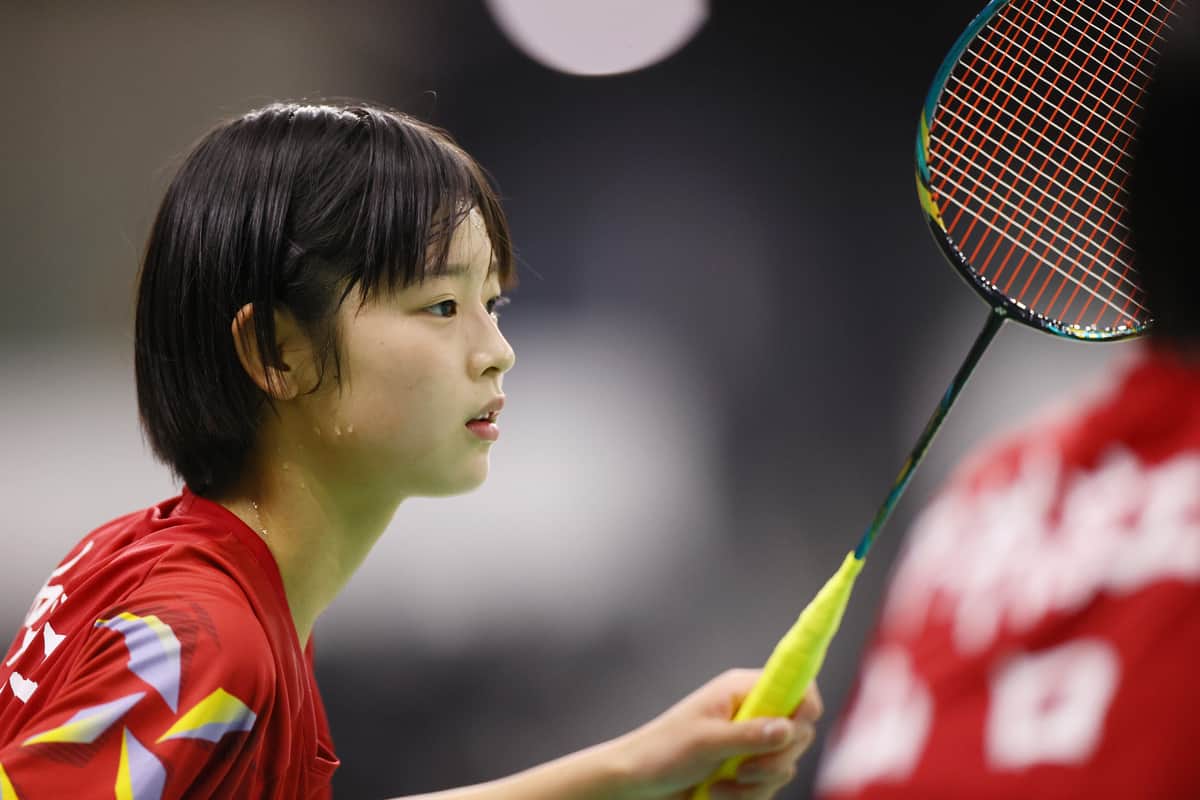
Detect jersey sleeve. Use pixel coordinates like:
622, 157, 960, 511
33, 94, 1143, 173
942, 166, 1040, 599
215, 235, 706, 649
0, 579, 275, 799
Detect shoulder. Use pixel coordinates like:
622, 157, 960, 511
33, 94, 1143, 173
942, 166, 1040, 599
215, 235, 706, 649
9, 497, 285, 698
942, 357, 1126, 495
90, 575, 278, 697
50, 491, 287, 655
1, 583, 279, 797
30, 516, 285, 719
0, 496, 296, 795
944, 346, 1198, 495
25, 569, 281, 746
22, 575, 278, 738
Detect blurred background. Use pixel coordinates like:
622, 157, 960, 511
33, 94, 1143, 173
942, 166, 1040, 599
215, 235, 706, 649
0, 2, 1135, 797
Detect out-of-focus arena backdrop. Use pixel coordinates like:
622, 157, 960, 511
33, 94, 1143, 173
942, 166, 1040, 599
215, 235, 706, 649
0, 3, 1128, 797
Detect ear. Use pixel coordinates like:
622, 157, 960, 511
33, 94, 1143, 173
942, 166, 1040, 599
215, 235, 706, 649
230, 303, 307, 400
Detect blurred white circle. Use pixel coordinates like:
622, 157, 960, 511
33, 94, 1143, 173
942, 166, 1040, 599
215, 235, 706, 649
485, 0, 709, 77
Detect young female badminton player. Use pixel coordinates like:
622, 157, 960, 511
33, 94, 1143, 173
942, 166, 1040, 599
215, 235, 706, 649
816, 9, 1200, 798
0, 103, 819, 799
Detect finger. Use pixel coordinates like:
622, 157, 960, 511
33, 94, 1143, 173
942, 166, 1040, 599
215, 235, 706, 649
791, 682, 823, 722
688, 668, 763, 720
713, 668, 764, 705
717, 667, 763, 688
736, 758, 799, 786
702, 717, 797, 761
735, 724, 814, 782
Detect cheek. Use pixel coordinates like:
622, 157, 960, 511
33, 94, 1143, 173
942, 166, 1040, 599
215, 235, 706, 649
326, 314, 465, 458
335, 357, 450, 447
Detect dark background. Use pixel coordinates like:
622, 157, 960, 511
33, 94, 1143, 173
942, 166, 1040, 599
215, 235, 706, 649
0, 3, 1128, 797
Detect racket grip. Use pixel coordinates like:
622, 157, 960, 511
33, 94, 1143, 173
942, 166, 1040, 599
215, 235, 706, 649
690, 551, 864, 799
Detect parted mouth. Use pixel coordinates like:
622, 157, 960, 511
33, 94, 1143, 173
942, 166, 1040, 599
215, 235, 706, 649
467, 396, 505, 424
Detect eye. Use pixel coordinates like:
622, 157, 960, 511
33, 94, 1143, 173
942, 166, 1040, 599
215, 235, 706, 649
427, 299, 458, 318
486, 295, 511, 320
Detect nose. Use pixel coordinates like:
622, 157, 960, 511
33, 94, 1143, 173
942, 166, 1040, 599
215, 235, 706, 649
470, 314, 516, 379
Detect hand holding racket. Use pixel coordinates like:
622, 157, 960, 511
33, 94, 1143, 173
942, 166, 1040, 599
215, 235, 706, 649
607, 669, 821, 799
692, 1, 1182, 795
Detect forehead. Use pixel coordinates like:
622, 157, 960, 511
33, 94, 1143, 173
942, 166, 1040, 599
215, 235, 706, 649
435, 208, 498, 281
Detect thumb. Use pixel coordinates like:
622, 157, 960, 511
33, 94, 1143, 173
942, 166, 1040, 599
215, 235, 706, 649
704, 717, 796, 761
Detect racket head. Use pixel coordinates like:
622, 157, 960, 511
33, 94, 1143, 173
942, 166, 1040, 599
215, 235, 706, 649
916, 0, 1182, 341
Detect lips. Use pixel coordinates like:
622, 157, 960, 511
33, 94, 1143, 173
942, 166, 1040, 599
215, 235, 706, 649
465, 418, 500, 441
465, 396, 505, 442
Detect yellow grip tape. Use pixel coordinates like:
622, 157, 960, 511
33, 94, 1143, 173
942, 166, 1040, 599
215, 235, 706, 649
691, 551, 864, 799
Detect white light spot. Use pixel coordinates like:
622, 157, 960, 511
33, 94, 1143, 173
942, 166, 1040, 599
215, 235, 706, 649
485, 0, 708, 76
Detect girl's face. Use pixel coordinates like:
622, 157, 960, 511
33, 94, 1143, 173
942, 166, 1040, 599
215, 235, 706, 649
299, 209, 515, 501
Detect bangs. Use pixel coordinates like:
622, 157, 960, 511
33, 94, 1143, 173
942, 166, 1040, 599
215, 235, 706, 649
348, 109, 516, 298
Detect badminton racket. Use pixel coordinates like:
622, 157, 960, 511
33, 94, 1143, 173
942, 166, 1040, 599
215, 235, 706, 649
693, 0, 1182, 794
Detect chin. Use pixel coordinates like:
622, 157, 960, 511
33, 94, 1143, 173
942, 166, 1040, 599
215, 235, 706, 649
419, 462, 490, 498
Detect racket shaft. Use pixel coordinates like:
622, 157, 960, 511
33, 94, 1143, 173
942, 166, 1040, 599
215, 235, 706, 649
691, 552, 864, 797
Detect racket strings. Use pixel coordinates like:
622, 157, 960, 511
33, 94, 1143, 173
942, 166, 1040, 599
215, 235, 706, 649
1020, 1, 1159, 324
1034, 0, 1161, 81
926, 0, 1181, 333
933, 106, 1137, 279
938, 2, 1140, 311
952, 54, 1131, 184
941, 1, 1117, 294
1099, 0, 1180, 35
951, 2, 1150, 299
943, 0, 1165, 323
985, 16, 1145, 130
1013, 0, 1182, 325
939, 75, 1129, 214
933, 78, 1142, 312
945, 14, 1142, 309
1069, 0, 1184, 321
1019, 0, 1160, 320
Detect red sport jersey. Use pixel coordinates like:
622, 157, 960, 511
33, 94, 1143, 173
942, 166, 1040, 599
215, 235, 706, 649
817, 348, 1200, 798
0, 490, 338, 798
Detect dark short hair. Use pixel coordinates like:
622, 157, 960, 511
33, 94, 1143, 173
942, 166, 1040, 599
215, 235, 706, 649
135, 102, 515, 496
1129, 8, 1200, 344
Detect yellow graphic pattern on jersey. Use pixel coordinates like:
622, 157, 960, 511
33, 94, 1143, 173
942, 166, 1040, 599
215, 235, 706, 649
115, 729, 134, 800
0, 763, 18, 799
21, 692, 144, 745
157, 688, 257, 743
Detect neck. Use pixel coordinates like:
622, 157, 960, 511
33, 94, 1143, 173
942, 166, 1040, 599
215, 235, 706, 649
216, 443, 400, 646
